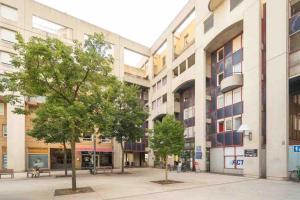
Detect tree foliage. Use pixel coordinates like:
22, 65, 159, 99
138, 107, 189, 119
0, 32, 116, 190
150, 115, 184, 181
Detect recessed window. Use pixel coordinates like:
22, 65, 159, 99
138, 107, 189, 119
173, 67, 179, 78
230, 0, 243, 11
162, 76, 167, 86
152, 100, 156, 110
217, 72, 224, 86
218, 120, 225, 133
0, 4, 17, 21
180, 61, 186, 74
0, 28, 16, 43
188, 53, 195, 68
217, 48, 224, 62
233, 88, 242, 104
225, 92, 232, 106
162, 94, 167, 103
157, 80, 162, 90
157, 97, 162, 107
233, 116, 242, 130
225, 118, 232, 131
204, 14, 214, 33
217, 95, 224, 109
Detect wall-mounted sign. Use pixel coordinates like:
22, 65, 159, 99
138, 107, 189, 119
244, 149, 258, 157
294, 146, 300, 152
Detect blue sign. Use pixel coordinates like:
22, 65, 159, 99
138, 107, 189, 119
294, 146, 300, 152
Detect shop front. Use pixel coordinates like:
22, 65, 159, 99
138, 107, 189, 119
76, 147, 113, 169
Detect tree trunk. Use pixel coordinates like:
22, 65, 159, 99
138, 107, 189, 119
165, 156, 168, 182
71, 140, 76, 191
121, 143, 124, 173
63, 141, 68, 176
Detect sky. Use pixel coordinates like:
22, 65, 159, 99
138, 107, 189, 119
35, 0, 189, 48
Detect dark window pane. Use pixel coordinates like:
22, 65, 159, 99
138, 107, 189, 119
225, 132, 233, 145
230, 0, 243, 11
218, 61, 224, 73
232, 49, 243, 65
217, 133, 224, 146
225, 56, 233, 77
224, 41, 232, 57
204, 14, 214, 33
233, 131, 243, 145
225, 105, 233, 117
233, 102, 243, 115
217, 108, 224, 119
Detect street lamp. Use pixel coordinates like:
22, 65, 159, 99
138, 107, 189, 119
237, 124, 252, 141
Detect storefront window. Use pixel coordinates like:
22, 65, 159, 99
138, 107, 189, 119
28, 154, 48, 169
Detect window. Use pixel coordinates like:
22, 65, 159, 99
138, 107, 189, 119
0, 28, 16, 43
162, 94, 167, 103
28, 154, 49, 169
0, 4, 17, 21
152, 84, 156, 92
217, 73, 224, 86
225, 118, 232, 131
225, 147, 244, 169
184, 34, 189, 47
2, 154, 7, 169
217, 120, 225, 133
217, 95, 224, 109
217, 48, 224, 62
184, 108, 189, 120
232, 35, 242, 53
233, 88, 242, 104
157, 80, 162, 90
230, 0, 243, 11
2, 124, 7, 137
291, 0, 300, 16
225, 92, 232, 106
179, 61, 186, 74
0, 51, 12, 65
204, 14, 213, 33
152, 100, 156, 110
0, 103, 4, 115
188, 53, 195, 68
162, 56, 166, 66
233, 63, 242, 74
162, 76, 167, 86
173, 67, 179, 77
157, 97, 162, 107
233, 116, 242, 130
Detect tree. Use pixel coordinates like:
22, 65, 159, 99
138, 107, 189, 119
0, 33, 115, 191
150, 115, 184, 182
28, 102, 72, 176
100, 82, 149, 173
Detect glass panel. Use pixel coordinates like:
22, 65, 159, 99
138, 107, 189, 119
224, 56, 233, 77
233, 102, 243, 115
0, 4, 17, 21
225, 92, 232, 106
225, 105, 233, 117
233, 131, 242, 145
232, 35, 242, 53
224, 41, 232, 57
217, 133, 224, 145
217, 108, 224, 119
232, 49, 243, 65
28, 154, 49, 169
225, 132, 233, 145
233, 88, 242, 104
225, 156, 235, 168
0, 28, 16, 43
290, 12, 300, 35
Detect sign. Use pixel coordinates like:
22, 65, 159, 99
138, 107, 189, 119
244, 149, 258, 157
294, 146, 300, 152
225, 156, 244, 169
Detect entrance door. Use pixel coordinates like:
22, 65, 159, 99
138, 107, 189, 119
206, 148, 210, 172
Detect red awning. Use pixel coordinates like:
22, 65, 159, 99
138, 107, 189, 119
76, 147, 112, 152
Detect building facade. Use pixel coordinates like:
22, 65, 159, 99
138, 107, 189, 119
0, 0, 299, 180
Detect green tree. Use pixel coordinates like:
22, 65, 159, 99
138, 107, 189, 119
28, 102, 71, 176
150, 115, 184, 181
0, 33, 115, 191
100, 83, 149, 173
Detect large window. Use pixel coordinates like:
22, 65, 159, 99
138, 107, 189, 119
0, 4, 17, 21
0, 51, 12, 65
0, 28, 16, 43
28, 154, 49, 169
224, 147, 244, 169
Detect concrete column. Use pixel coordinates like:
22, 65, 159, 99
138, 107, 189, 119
242, 0, 262, 178
166, 34, 175, 114
266, 0, 289, 180
113, 139, 122, 169
7, 101, 26, 172
194, 48, 207, 171
147, 119, 155, 167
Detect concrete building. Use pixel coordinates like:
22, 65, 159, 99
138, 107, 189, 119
0, 0, 299, 180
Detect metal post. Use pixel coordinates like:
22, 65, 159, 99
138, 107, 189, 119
93, 134, 96, 175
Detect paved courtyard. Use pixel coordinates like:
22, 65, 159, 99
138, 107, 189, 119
0, 168, 299, 200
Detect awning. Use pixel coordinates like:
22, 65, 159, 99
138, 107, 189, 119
76, 147, 112, 152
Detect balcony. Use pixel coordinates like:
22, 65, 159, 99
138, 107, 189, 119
220, 73, 243, 93
208, 0, 224, 12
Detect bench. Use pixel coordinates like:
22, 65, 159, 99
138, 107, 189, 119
95, 166, 113, 174
0, 169, 14, 179
27, 168, 51, 178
